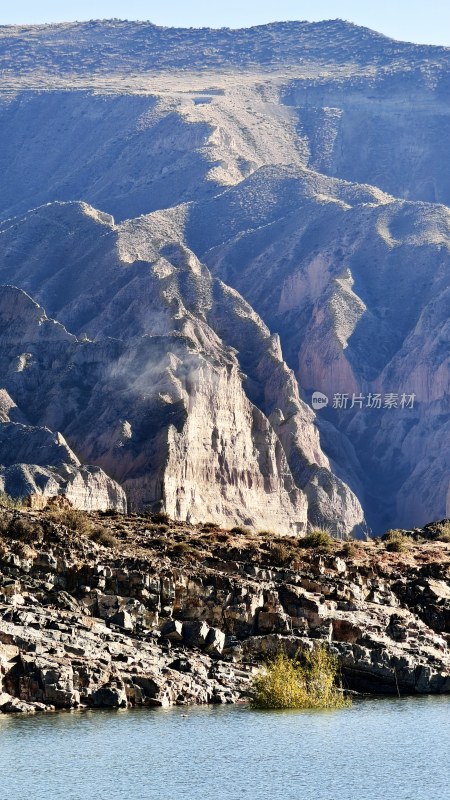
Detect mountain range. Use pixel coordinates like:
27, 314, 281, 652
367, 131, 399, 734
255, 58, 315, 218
0, 19, 448, 533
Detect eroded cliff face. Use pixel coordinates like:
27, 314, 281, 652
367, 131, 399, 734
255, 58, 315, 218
0, 205, 362, 534
187, 169, 449, 532
0, 402, 126, 513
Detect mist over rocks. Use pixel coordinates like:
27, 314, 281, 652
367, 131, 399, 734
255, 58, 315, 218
0, 19, 448, 532
0, 203, 363, 534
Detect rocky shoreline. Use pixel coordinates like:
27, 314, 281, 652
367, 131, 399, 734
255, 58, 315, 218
1, 507, 449, 714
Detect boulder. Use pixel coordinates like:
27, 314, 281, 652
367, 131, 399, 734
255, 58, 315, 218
332, 618, 363, 644
257, 610, 292, 635
161, 620, 184, 642
204, 627, 226, 658
182, 621, 210, 649
109, 610, 134, 631
90, 685, 127, 708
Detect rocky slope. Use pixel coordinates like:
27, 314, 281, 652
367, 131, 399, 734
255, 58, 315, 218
2, 20, 450, 218
1, 507, 450, 714
0, 19, 448, 532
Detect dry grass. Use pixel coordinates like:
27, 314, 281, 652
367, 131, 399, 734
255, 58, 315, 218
229, 526, 252, 537
170, 541, 190, 557
382, 529, 411, 553
269, 541, 292, 567
149, 512, 171, 525
299, 529, 334, 550
47, 508, 93, 535
0, 491, 22, 510
431, 521, 450, 543
88, 525, 118, 548
341, 540, 361, 558
0, 514, 44, 544
47, 509, 118, 548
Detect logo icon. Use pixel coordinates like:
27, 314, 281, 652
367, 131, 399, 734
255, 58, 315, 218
312, 392, 329, 411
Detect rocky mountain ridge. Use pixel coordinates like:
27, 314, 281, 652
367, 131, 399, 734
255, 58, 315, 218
187, 166, 450, 530
3, 19, 449, 76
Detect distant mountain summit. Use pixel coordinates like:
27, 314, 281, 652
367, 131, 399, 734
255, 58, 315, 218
1, 18, 449, 76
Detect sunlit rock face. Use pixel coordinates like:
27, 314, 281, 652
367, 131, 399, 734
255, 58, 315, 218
0, 406, 126, 513
0, 209, 362, 534
0, 19, 448, 531
190, 173, 450, 531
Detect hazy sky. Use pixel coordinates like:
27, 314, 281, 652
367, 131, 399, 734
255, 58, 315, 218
2, 1, 450, 47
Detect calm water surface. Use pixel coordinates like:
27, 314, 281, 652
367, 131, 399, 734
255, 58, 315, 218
0, 697, 449, 800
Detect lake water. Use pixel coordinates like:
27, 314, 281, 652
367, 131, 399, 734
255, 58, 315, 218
0, 697, 449, 800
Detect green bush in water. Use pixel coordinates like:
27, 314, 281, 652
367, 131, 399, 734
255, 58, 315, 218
251, 646, 350, 710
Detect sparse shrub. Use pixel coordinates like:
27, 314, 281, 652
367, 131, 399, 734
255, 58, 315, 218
4, 515, 44, 544
170, 541, 190, 557
386, 538, 407, 553
269, 541, 291, 567
150, 512, 171, 525
382, 529, 410, 553
382, 528, 402, 539
48, 508, 93, 535
0, 491, 22, 510
100, 508, 119, 518
143, 523, 169, 534
215, 532, 230, 543
187, 547, 202, 561
155, 524, 169, 534
230, 526, 252, 536
342, 540, 360, 558
0, 511, 9, 535
88, 526, 117, 548
431, 521, 450, 543
201, 522, 218, 531
299, 529, 334, 550
251, 646, 349, 710
149, 536, 169, 549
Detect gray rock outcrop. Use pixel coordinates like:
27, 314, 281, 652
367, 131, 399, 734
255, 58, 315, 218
0, 387, 126, 513
0, 509, 449, 713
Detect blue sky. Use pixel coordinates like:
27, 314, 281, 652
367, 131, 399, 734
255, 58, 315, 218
2, 1, 450, 47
